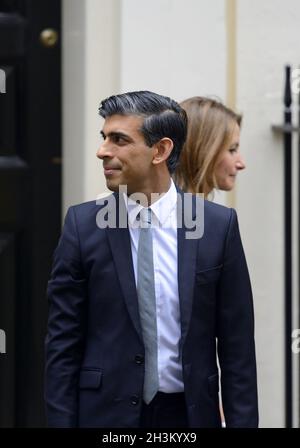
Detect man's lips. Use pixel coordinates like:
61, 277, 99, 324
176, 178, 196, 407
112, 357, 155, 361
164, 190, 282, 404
103, 166, 121, 176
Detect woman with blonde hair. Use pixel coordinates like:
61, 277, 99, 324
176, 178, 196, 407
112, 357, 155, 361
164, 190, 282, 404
175, 96, 246, 427
174, 96, 245, 197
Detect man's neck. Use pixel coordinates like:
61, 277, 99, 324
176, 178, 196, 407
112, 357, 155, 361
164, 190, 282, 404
143, 177, 171, 206
126, 173, 172, 207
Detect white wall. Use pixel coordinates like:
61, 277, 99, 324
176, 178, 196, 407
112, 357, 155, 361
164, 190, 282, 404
121, 0, 226, 102
62, 0, 86, 208
63, 0, 228, 210
236, 0, 300, 427
120, 0, 227, 210
63, 0, 120, 212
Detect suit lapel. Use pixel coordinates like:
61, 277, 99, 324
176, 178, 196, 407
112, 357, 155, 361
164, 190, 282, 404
105, 193, 143, 342
177, 191, 199, 349
104, 190, 201, 348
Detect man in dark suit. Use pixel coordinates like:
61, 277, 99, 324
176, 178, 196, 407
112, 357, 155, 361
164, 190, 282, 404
45, 91, 258, 428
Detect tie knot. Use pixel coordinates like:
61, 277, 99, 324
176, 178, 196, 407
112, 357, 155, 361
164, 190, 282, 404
139, 208, 152, 226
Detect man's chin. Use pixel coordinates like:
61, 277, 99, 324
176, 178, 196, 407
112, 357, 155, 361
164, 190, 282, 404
106, 183, 118, 192
105, 180, 126, 193
103, 178, 114, 190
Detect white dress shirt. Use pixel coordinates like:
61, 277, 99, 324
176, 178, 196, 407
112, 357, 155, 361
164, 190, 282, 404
124, 180, 184, 393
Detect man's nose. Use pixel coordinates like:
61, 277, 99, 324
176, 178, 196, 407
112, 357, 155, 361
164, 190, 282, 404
96, 141, 112, 160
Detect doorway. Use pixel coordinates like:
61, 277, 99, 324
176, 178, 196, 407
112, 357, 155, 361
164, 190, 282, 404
0, 0, 61, 427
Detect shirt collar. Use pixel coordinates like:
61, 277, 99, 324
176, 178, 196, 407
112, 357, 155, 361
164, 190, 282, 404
124, 179, 177, 227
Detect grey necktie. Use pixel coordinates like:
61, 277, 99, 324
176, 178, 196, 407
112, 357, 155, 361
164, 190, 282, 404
137, 207, 159, 404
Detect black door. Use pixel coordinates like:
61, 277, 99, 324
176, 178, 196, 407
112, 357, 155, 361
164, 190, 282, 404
0, 0, 61, 427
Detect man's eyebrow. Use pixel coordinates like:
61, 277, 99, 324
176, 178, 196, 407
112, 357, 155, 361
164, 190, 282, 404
100, 130, 132, 140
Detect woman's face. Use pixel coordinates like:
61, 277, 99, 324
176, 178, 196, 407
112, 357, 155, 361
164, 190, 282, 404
214, 122, 245, 191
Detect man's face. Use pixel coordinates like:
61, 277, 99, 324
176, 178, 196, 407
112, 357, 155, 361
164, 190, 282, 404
97, 114, 156, 195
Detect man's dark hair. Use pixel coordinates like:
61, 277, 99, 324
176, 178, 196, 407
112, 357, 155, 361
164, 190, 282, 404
98, 91, 187, 174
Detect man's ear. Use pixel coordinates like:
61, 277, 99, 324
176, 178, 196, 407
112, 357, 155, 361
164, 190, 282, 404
152, 138, 174, 166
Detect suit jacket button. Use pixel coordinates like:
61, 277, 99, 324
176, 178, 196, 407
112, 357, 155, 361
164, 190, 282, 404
135, 355, 144, 365
130, 395, 140, 405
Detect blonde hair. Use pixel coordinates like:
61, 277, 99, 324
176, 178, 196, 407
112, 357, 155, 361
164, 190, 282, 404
174, 96, 242, 197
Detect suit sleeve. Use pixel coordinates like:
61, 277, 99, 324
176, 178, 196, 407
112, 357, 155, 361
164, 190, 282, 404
45, 206, 87, 427
217, 208, 259, 428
